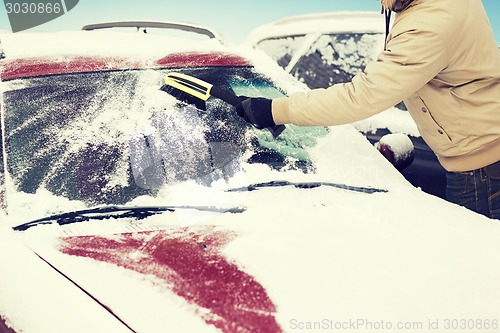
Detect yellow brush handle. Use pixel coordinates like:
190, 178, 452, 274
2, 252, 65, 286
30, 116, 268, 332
164, 73, 213, 101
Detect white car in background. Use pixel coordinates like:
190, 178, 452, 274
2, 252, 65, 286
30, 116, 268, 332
244, 11, 447, 199
0, 21, 499, 333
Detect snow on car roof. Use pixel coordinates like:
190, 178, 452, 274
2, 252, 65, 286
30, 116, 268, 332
0, 30, 228, 61
0, 29, 303, 92
244, 11, 384, 45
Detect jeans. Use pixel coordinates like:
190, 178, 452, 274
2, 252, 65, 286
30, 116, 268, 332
446, 162, 500, 220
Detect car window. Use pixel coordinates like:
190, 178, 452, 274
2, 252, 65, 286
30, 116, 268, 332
1, 66, 328, 205
255, 35, 309, 69
290, 33, 385, 88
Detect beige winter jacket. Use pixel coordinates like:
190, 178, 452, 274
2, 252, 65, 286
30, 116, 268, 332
272, 0, 500, 172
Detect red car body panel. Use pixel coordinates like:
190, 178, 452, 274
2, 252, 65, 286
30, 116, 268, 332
0, 52, 252, 81
156, 52, 253, 68
60, 227, 282, 333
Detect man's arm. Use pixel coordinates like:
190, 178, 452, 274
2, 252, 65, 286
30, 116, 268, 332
271, 28, 449, 126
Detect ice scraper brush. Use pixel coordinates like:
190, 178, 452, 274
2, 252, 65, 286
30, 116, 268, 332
161, 72, 286, 138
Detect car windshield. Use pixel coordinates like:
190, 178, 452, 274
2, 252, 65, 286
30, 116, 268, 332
256, 33, 385, 87
2, 66, 328, 206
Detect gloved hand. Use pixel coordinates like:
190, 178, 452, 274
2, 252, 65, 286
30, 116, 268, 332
235, 97, 276, 130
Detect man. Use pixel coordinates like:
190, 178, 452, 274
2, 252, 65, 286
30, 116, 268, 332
237, 0, 500, 219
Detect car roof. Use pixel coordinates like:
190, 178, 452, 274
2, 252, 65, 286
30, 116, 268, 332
0, 23, 306, 94
0, 22, 254, 81
244, 11, 384, 45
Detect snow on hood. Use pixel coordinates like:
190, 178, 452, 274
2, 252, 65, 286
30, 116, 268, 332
0, 224, 135, 333
3, 158, 500, 333
3, 129, 500, 333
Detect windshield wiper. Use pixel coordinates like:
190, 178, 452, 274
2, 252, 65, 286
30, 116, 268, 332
227, 180, 387, 194
13, 205, 245, 231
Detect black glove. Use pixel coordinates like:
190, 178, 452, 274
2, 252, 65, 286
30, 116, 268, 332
235, 97, 276, 130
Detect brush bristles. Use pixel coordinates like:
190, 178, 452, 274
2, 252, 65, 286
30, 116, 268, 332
160, 84, 207, 110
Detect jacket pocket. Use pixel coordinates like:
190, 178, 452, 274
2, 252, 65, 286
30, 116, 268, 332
406, 94, 453, 151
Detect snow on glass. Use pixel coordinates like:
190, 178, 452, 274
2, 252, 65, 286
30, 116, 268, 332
255, 33, 384, 86
308, 33, 383, 80
3, 69, 174, 205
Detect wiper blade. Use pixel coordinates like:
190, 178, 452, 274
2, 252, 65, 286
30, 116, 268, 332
227, 180, 387, 194
13, 205, 245, 232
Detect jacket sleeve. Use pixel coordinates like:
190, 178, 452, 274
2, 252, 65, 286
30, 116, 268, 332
272, 27, 450, 126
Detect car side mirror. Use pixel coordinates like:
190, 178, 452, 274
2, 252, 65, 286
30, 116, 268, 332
375, 133, 415, 170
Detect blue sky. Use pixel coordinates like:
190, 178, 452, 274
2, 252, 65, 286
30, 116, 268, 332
0, 0, 499, 44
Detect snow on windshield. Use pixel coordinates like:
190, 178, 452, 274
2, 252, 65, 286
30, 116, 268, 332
254, 35, 309, 69
1, 64, 334, 221
0, 30, 402, 224
308, 33, 384, 78
3, 69, 172, 204
255, 32, 385, 87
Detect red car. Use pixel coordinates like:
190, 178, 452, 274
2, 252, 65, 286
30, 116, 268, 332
1, 21, 499, 333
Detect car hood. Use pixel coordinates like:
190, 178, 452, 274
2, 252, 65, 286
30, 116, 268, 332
6, 174, 500, 333
3, 127, 500, 332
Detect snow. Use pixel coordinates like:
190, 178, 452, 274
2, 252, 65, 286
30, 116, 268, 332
1, 28, 500, 333
0, 225, 132, 333
353, 106, 421, 137
3, 126, 500, 333
0, 30, 226, 60
376, 133, 414, 159
243, 11, 384, 45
